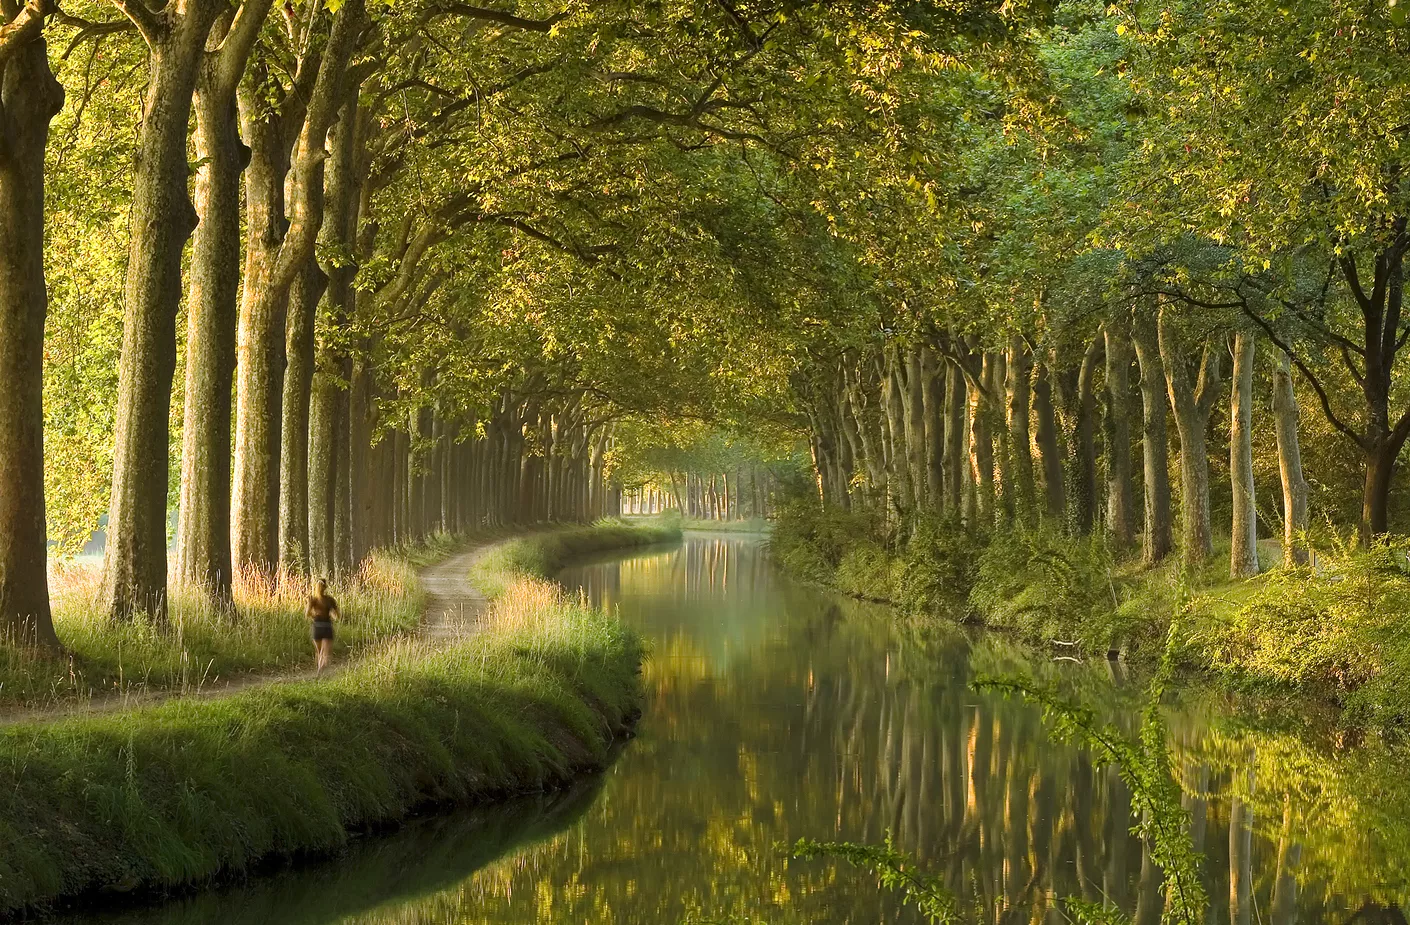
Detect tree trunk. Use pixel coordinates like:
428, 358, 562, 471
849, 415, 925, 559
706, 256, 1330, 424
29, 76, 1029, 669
990, 351, 1012, 523
104, 5, 225, 621
903, 344, 927, 510
883, 348, 913, 517
1104, 325, 1136, 547
0, 15, 64, 648
1131, 316, 1173, 564
1271, 350, 1309, 566
277, 260, 326, 577
1229, 331, 1260, 579
1005, 336, 1036, 525
232, 76, 294, 578
1159, 311, 1223, 569
1057, 339, 1102, 537
176, 26, 244, 601
921, 345, 945, 509
943, 359, 967, 516
1032, 361, 1065, 521
967, 354, 994, 525
308, 359, 338, 578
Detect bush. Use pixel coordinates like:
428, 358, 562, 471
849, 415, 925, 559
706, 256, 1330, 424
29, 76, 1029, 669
1200, 537, 1410, 725
893, 515, 989, 616
768, 503, 886, 586
969, 526, 1118, 648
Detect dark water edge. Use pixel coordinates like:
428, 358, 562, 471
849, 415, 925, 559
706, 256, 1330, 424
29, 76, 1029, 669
48, 535, 1410, 925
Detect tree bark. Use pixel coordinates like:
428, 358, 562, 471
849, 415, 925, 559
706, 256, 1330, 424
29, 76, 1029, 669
943, 359, 967, 516
1271, 350, 1309, 566
175, 0, 272, 600
1056, 338, 1102, 537
1104, 325, 1137, 547
277, 260, 326, 576
1131, 315, 1173, 564
104, 0, 227, 621
233, 0, 362, 577
967, 353, 995, 525
903, 344, 927, 510
882, 347, 913, 517
1159, 310, 1223, 569
921, 345, 945, 509
1032, 360, 1065, 521
308, 355, 338, 578
1005, 336, 1036, 525
1229, 331, 1260, 578
0, 6, 63, 647
990, 351, 1012, 523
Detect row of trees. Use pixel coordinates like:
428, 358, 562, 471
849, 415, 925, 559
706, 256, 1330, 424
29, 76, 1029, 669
9, 0, 990, 648
781, 0, 1410, 576
803, 322, 1308, 576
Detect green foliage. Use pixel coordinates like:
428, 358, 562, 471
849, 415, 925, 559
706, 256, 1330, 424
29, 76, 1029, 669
793, 835, 959, 924
768, 504, 885, 587
0, 577, 644, 916
1201, 536, 1410, 726
893, 515, 988, 615
969, 526, 1120, 647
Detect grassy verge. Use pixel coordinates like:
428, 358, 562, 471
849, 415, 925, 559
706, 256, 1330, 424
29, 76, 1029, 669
471, 518, 683, 599
619, 512, 772, 534
772, 505, 1410, 728
0, 572, 645, 916
1, 533, 482, 711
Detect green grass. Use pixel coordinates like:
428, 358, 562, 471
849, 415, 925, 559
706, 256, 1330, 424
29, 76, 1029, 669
620, 512, 772, 534
471, 518, 683, 599
0, 533, 492, 711
0, 574, 645, 916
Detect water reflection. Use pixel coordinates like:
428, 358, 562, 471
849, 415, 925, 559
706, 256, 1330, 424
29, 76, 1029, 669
58, 536, 1410, 924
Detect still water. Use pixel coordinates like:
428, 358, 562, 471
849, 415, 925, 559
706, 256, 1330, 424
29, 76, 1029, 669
63, 536, 1410, 924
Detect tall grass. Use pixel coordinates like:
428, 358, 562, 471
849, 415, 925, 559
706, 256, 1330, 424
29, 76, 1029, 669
0, 574, 645, 916
0, 534, 470, 711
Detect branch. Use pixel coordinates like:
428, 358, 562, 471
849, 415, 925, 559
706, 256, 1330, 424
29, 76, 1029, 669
214, 0, 276, 95
1240, 303, 1369, 450
106, 0, 162, 46
51, 9, 133, 59
1, 0, 53, 65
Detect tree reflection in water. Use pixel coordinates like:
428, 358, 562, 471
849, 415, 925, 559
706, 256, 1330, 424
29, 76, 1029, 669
56, 536, 1410, 925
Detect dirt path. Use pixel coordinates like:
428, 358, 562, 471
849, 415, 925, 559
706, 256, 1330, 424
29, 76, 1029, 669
0, 540, 500, 727
418, 544, 495, 640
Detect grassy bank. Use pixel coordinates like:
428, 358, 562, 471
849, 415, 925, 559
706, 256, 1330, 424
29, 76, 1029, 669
772, 506, 1410, 728
0, 534, 483, 711
471, 519, 683, 599
0, 572, 645, 916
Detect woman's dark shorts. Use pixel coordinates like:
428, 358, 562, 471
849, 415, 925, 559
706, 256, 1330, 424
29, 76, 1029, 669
311, 620, 334, 642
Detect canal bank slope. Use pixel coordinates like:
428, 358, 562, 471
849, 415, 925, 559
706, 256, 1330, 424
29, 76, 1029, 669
0, 521, 677, 917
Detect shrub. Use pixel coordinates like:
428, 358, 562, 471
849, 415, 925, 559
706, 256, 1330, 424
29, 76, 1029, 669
893, 515, 988, 616
1201, 537, 1410, 724
969, 526, 1117, 648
